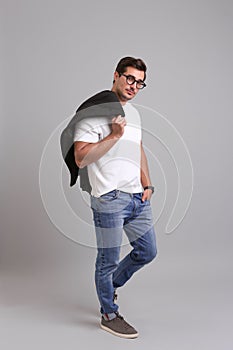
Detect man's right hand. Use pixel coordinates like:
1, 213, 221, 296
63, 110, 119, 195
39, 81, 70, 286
111, 115, 127, 138
74, 115, 126, 168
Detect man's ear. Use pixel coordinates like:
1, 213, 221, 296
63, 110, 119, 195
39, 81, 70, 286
113, 71, 119, 82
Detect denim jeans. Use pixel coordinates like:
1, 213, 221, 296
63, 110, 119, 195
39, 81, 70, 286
90, 190, 157, 315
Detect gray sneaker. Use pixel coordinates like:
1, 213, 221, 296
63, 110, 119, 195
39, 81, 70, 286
101, 312, 139, 339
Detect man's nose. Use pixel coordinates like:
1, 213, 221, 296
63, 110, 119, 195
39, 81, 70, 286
130, 82, 137, 90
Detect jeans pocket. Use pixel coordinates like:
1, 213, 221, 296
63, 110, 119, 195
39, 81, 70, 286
136, 192, 150, 205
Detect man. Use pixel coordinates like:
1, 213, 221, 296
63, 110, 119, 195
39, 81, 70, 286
73, 57, 157, 338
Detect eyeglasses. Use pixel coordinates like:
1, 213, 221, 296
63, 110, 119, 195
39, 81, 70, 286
120, 73, 146, 89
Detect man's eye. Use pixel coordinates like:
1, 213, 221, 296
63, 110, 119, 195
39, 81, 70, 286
127, 76, 135, 83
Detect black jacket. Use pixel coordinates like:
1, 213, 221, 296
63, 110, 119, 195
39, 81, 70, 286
60, 90, 125, 193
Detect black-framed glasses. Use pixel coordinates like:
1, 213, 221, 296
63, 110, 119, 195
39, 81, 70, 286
120, 73, 147, 89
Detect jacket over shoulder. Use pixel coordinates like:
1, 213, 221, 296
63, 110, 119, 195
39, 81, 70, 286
60, 90, 125, 193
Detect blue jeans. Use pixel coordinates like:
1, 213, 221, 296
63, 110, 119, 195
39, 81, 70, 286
90, 190, 157, 315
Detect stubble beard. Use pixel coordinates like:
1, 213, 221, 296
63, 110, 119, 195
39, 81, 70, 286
116, 88, 134, 104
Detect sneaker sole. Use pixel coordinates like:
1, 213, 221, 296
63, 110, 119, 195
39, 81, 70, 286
100, 324, 139, 339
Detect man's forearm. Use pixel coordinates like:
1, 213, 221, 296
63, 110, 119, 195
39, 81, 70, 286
74, 133, 119, 168
75, 115, 126, 168
140, 143, 152, 188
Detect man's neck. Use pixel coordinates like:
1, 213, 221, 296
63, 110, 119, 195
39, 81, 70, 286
111, 88, 127, 106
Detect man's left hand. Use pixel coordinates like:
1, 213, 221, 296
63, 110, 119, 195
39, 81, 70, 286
141, 189, 153, 202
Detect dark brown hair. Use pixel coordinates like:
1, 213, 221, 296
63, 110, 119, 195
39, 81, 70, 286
115, 56, 147, 81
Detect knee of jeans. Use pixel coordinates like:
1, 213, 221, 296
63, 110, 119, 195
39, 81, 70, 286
131, 245, 157, 264
144, 245, 157, 264
148, 245, 157, 262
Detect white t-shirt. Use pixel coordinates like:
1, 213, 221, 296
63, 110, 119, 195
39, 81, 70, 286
73, 102, 143, 197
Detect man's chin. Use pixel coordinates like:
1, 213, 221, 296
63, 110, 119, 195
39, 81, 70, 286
116, 91, 135, 103
123, 92, 134, 101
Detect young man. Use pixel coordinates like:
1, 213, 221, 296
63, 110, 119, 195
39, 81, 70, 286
73, 57, 157, 338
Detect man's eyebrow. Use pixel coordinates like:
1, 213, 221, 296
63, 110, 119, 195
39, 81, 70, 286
128, 74, 144, 82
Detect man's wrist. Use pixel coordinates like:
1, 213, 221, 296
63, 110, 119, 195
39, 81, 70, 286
143, 185, 155, 194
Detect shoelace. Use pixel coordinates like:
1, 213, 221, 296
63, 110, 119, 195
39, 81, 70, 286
114, 312, 133, 330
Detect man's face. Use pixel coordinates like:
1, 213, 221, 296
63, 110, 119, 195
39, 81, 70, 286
112, 66, 145, 104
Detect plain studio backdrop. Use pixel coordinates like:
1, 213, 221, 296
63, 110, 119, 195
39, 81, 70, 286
1, 0, 233, 349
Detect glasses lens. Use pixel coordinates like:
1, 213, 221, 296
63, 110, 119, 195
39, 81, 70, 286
126, 75, 135, 85
137, 81, 146, 89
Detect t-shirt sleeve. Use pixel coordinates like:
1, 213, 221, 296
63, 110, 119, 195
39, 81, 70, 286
73, 118, 100, 143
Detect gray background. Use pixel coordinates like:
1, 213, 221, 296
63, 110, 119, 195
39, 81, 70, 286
1, 0, 233, 349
